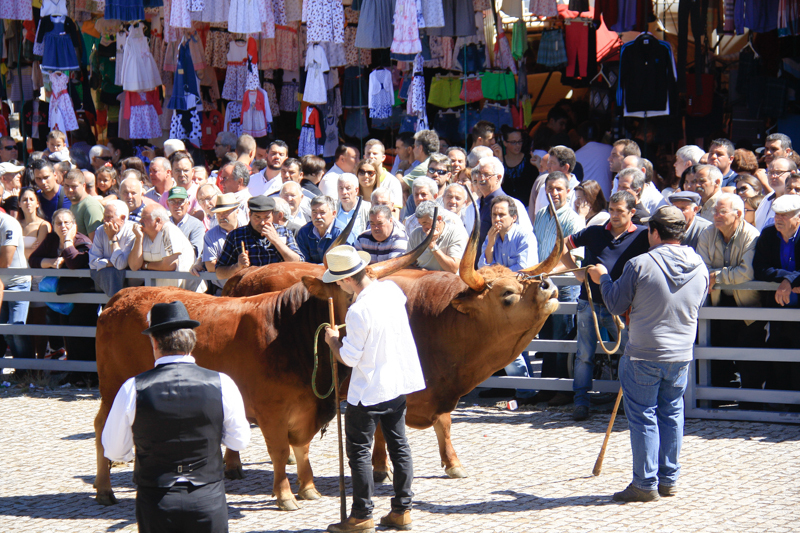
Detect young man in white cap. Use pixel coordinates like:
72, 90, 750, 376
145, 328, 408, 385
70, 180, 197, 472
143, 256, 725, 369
324, 245, 425, 533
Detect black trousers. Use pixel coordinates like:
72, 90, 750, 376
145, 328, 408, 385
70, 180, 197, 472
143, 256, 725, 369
345, 396, 413, 520
136, 480, 228, 533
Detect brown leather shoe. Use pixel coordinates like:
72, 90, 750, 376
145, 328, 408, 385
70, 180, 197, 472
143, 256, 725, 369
327, 516, 376, 533
379, 510, 412, 530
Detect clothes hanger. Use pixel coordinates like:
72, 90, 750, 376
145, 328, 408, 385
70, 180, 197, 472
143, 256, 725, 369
741, 32, 759, 58
589, 65, 612, 87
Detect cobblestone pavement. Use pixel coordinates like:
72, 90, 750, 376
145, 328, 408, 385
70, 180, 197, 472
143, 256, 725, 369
2, 385, 800, 533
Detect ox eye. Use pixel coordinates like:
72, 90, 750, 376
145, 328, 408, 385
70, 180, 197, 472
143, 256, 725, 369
503, 290, 515, 298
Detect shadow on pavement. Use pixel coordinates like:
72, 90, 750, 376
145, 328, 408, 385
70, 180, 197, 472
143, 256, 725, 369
414, 489, 618, 514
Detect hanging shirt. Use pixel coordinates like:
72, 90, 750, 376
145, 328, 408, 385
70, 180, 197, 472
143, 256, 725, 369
617, 33, 676, 117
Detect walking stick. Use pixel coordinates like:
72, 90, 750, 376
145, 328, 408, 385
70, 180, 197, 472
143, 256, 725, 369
328, 297, 347, 521
592, 387, 623, 476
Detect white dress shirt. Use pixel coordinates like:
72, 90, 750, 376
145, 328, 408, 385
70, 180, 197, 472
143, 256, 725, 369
339, 281, 426, 406
319, 164, 346, 200
102, 355, 251, 466
89, 221, 135, 270
248, 169, 282, 198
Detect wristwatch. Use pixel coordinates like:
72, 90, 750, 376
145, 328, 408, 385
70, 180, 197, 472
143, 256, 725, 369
431, 244, 440, 252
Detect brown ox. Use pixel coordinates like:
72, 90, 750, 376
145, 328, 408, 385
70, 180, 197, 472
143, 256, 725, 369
93, 228, 435, 511
221, 201, 564, 482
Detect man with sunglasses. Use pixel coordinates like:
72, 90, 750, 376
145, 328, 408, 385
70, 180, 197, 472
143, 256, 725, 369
89, 145, 113, 172
0, 136, 19, 163
754, 157, 797, 231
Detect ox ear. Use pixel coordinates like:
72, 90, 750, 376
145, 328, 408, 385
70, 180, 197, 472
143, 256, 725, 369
302, 276, 329, 301
451, 294, 480, 317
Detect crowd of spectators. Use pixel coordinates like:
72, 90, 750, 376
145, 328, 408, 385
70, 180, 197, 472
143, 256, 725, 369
0, 122, 797, 409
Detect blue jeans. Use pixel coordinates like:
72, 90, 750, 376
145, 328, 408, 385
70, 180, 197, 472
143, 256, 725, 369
573, 299, 628, 407
1, 280, 33, 359
619, 356, 690, 491
505, 353, 535, 399
540, 284, 578, 379
91, 267, 126, 297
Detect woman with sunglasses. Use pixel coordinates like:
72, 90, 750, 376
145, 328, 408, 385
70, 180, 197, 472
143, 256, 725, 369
734, 173, 763, 226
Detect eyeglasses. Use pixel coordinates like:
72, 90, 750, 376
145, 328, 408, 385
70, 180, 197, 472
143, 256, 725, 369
2, 145, 16, 150
357, 170, 376, 176
768, 170, 790, 178
505, 140, 523, 145
474, 172, 497, 180
735, 186, 752, 194
96, 156, 113, 162
714, 209, 735, 216
428, 168, 449, 176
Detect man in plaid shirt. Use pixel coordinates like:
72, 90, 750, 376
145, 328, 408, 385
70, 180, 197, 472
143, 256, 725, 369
215, 196, 304, 281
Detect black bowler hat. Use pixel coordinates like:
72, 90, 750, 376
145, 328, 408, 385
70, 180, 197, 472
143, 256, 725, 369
141, 301, 201, 335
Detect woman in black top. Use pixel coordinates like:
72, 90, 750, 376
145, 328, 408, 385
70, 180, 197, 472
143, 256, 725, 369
501, 128, 537, 206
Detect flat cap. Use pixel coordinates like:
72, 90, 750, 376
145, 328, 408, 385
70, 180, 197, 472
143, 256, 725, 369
669, 191, 702, 205
248, 195, 276, 212
772, 194, 800, 214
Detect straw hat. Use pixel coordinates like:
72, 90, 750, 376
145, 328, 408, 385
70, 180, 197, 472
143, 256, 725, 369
322, 245, 371, 283
210, 193, 240, 213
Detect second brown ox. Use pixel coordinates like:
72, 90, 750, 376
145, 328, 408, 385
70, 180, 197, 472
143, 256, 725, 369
221, 202, 564, 484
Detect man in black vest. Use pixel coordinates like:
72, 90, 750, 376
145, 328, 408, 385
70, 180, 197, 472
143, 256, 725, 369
102, 301, 251, 533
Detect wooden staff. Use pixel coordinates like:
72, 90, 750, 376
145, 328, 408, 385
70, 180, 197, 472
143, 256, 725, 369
240, 241, 246, 255
328, 297, 347, 521
592, 387, 623, 476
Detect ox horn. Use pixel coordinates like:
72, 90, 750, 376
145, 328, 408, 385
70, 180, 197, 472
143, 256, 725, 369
322, 196, 362, 268
368, 206, 439, 279
458, 185, 486, 292
518, 194, 564, 276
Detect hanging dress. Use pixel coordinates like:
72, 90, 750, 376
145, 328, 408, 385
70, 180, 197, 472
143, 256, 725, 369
368, 68, 393, 119
221, 40, 248, 101
298, 106, 323, 157
303, 43, 330, 105
241, 88, 272, 137
125, 89, 163, 139
38, 16, 81, 71
115, 30, 127, 86
0, 0, 33, 20
105, 0, 145, 21
228, 0, 267, 34
120, 23, 163, 92
391, 0, 422, 54
302, 0, 345, 43
48, 72, 79, 132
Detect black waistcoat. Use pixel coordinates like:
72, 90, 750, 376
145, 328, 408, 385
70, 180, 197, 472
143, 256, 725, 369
132, 362, 224, 488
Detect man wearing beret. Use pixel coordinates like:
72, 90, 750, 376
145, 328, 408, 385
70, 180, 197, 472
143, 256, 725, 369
669, 191, 711, 250
215, 195, 304, 280
102, 301, 251, 532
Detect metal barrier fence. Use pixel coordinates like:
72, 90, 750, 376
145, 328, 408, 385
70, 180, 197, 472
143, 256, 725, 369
1, 270, 798, 424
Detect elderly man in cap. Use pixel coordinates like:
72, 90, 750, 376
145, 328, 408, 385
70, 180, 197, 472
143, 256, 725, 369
754, 194, 800, 395
323, 246, 426, 533
588, 205, 709, 502
102, 301, 250, 533
407, 200, 468, 273
0, 161, 23, 199
167, 187, 206, 259
215, 196, 304, 280
669, 191, 711, 250
753, 157, 797, 231
191, 193, 241, 294
697, 192, 763, 396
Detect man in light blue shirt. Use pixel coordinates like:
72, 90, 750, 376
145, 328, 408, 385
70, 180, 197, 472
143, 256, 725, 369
477, 195, 538, 401
479, 195, 537, 271
297, 195, 351, 264
90, 200, 135, 296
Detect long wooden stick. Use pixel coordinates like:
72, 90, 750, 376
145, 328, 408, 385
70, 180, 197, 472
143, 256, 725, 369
593, 387, 624, 476
328, 297, 347, 522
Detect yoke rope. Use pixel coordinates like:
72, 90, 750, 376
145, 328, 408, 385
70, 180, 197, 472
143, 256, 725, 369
312, 323, 346, 399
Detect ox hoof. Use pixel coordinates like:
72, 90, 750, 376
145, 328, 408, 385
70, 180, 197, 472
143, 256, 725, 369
298, 487, 322, 500
225, 466, 245, 480
445, 466, 468, 479
373, 470, 392, 483
286, 453, 297, 466
277, 497, 301, 511
96, 490, 118, 506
